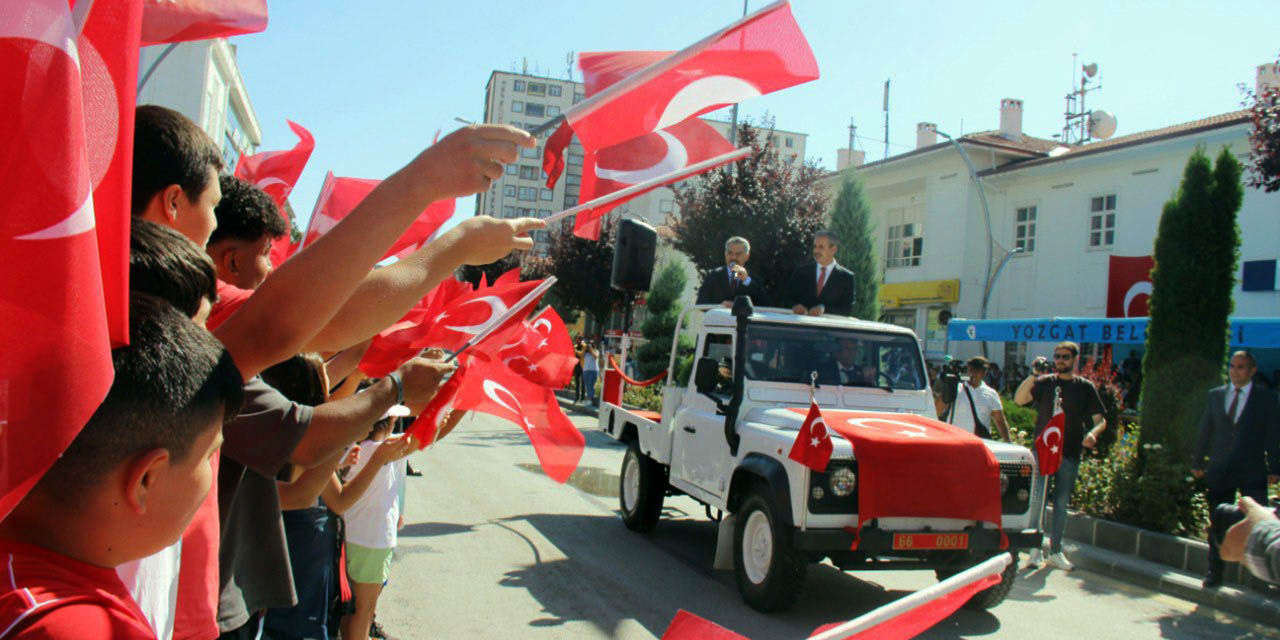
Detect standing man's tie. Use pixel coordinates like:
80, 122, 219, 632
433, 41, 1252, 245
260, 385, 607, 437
816, 265, 829, 296
1228, 387, 1241, 424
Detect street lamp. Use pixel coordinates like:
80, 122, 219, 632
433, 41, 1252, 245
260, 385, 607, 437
935, 129, 998, 357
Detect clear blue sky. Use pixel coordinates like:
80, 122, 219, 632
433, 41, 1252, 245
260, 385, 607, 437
231, 0, 1280, 231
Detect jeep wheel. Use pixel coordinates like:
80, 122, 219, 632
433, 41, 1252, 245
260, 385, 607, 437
733, 490, 806, 612
619, 442, 665, 532
935, 551, 1018, 610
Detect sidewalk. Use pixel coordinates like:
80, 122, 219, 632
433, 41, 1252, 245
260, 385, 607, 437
551, 394, 1280, 627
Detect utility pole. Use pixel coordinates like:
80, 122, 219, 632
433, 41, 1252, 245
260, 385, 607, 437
728, 0, 749, 145
882, 78, 890, 160
848, 117, 856, 152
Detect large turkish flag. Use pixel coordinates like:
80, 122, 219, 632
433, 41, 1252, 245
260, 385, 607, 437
234, 120, 314, 266
300, 171, 455, 261
1105, 255, 1154, 318
0, 0, 142, 520
472, 306, 578, 389
140, 0, 267, 46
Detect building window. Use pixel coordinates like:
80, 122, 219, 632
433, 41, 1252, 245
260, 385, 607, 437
520, 146, 541, 159
538, 209, 551, 218
511, 101, 524, 113
541, 170, 549, 181
785, 136, 794, 148
659, 199, 674, 213
565, 174, 581, 186
567, 153, 584, 166
503, 185, 516, 197
524, 103, 546, 117
546, 105, 560, 117
518, 187, 537, 201
548, 85, 562, 97
540, 188, 553, 201
513, 80, 525, 92
1089, 195, 1116, 248
505, 164, 518, 175
527, 82, 546, 97
1015, 206, 1036, 253
503, 206, 515, 218
886, 223, 923, 268
564, 195, 578, 207
565, 186, 579, 197
573, 92, 584, 103
517, 207, 534, 217
519, 165, 540, 180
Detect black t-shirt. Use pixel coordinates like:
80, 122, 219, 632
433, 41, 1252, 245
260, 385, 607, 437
1031, 375, 1105, 461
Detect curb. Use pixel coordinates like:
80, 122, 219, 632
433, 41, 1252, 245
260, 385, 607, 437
1065, 540, 1280, 627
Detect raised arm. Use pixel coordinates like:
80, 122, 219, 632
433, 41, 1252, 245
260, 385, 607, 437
215, 125, 534, 378
321, 435, 416, 515
1014, 375, 1036, 407
278, 448, 346, 510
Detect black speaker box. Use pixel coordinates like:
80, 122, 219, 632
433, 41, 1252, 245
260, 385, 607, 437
611, 218, 657, 292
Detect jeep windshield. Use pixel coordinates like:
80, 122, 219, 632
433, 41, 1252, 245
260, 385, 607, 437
742, 323, 927, 391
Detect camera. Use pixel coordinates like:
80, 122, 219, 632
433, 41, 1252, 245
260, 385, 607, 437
936, 360, 963, 405
1032, 356, 1051, 374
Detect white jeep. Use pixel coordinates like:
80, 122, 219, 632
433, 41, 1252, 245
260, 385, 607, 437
599, 300, 1044, 612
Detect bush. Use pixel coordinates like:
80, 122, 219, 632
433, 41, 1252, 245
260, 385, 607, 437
622, 383, 663, 412
1001, 398, 1036, 446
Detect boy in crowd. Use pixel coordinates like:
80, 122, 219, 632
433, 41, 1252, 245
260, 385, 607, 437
0, 294, 244, 638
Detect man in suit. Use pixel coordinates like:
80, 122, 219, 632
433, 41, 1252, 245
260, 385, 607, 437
696, 236, 769, 307
1193, 350, 1280, 588
783, 230, 855, 317
816, 338, 875, 387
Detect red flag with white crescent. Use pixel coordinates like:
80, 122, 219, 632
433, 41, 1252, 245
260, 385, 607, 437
408, 272, 544, 355
356, 277, 472, 378
299, 171, 454, 261
452, 357, 584, 483
560, 2, 817, 153
0, 0, 142, 521
1105, 255, 1154, 318
406, 365, 468, 447
234, 120, 314, 266
1036, 387, 1066, 476
473, 306, 578, 389
788, 400, 833, 472
140, 0, 267, 45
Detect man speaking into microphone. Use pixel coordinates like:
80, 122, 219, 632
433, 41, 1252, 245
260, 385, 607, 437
696, 236, 769, 307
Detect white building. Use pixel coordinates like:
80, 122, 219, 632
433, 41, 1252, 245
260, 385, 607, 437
821, 64, 1280, 370
137, 39, 262, 170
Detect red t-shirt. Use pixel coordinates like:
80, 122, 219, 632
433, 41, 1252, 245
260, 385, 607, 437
172, 456, 221, 640
0, 540, 156, 639
207, 280, 253, 331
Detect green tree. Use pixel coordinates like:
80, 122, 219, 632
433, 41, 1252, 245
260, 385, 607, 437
1244, 53, 1280, 192
670, 123, 829, 303
635, 261, 691, 378
526, 221, 620, 331
1129, 147, 1242, 533
827, 174, 879, 320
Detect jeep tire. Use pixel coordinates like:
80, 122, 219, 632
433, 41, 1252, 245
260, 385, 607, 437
935, 551, 1018, 610
733, 489, 807, 612
619, 441, 665, 532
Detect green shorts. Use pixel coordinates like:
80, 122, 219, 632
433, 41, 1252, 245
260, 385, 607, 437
346, 542, 394, 585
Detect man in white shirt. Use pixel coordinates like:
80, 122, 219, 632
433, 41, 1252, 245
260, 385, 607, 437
943, 357, 1010, 441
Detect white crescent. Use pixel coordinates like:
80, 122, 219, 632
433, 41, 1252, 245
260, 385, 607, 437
594, 130, 688, 184
482, 379, 523, 415
656, 75, 761, 130
255, 176, 290, 190
845, 416, 929, 439
1040, 424, 1062, 445
532, 317, 554, 334
16, 189, 95, 240
444, 295, 508, 335
1123, 281, 1152, 317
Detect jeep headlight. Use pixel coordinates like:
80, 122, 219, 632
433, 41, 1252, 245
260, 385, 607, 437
829, 466, 856, 497
1000, 472, 1010, 495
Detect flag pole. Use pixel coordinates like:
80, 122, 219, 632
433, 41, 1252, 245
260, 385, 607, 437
444, 277, 557, 363
801, 370, 818, 533
543, 147, 751, 226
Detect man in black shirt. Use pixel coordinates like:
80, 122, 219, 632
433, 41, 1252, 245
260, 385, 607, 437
1016, 341, 1106, 571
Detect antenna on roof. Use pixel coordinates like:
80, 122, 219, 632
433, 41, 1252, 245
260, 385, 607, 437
1061, 54, 1116, 144
565, 51, 574, 80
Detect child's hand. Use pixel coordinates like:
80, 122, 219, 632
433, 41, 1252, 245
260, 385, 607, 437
444, 216, 545, 265
341, 445, 361, 470
371, 434, 418, 466
411, 125, 534, 201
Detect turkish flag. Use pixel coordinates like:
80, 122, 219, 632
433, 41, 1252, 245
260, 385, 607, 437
562, 2, 817, 153
801, 409, 1003, 543
0, 0, 143, 520
299, 171, 455, 261
356, 277, 473, 377
660, 610, 749, 640
1035, 390, 1066, 476
140, 0, 267, 45
234, 120, 314, 266
408, 273, 544, 355
453, 358, 584, 483
788, 401, 833, 472
1105, 255, 1154, 318
474, 306, 578, 389
406, 366, 467, 447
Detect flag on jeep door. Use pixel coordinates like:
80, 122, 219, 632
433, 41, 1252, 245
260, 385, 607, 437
788, 400, 833, 472
1035, 388, 1065, 476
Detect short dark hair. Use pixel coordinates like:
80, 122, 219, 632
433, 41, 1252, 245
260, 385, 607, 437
815, 229, 840, 246
1231, 350, 1258, 369
1054, 341, 1079, 357
132, 105, 223, 216
261, 353, 327, 406
966, 356, 989, 370
208, 175, 288, 245
130, 220, 218, 318
37, 293, 244, 502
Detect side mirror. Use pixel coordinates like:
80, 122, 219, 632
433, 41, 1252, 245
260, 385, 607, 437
694, 357, 720, 394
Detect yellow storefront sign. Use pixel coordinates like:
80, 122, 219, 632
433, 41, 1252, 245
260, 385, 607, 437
878, 279, 960, 308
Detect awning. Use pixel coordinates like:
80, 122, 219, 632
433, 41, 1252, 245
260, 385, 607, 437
946, 317, 1280, 348
878, 279, 960, 308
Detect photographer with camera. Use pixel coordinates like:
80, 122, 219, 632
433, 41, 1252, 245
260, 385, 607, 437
1015, 342, 1106, 571
938, 357, 1009, 441
1192, 350, 1280, 588
1220, 496, 1280, 585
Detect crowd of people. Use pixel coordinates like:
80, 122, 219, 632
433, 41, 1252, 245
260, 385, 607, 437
0, 105, 544, 639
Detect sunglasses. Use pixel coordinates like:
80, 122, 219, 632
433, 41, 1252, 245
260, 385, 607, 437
1053, 353, 1074, 360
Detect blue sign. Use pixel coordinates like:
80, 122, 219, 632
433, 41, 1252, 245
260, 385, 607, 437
948, 317, 1280, 348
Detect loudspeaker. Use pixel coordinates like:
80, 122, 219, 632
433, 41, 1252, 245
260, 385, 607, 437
611, 218, 657, 292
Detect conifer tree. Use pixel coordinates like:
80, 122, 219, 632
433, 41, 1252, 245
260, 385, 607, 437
828, 174, 879, 320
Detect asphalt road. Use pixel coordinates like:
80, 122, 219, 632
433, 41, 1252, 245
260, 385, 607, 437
377, 410, 1277, 640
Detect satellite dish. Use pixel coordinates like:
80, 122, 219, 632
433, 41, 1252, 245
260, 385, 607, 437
1088, 110, 1117, 139
1083, 63, 1098, 78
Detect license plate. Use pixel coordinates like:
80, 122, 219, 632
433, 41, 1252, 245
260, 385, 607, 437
892, 533, 969, 550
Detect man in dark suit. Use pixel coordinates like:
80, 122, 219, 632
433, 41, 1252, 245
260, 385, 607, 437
816, 338, 875, 387
1193, 350, 1280, 588
696, 236, 769, 307
782, 230, 855, 316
